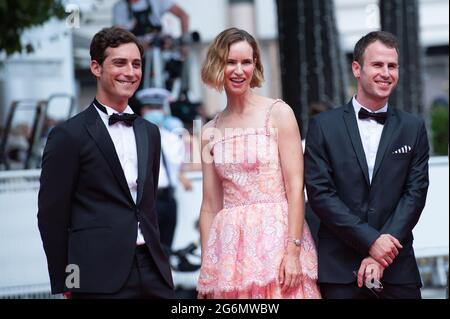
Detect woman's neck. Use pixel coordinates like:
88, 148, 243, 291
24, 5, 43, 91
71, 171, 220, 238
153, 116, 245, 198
225, 90, 255, 115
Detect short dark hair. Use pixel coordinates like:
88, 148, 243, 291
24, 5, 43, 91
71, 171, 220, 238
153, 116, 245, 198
353, 31, 399, 66
90, 26, 144, 65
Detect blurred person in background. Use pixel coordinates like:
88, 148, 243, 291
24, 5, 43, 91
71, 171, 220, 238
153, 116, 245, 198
113, 0, 190, 63
113, 0, 190, 113
137, 87, 192, 258
113, 0, 189, 39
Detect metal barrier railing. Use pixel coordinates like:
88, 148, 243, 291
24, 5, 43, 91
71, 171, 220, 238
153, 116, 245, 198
0, 94, 75, 171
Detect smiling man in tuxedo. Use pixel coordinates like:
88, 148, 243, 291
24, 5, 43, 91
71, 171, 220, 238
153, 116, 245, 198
304, 31, 429, 299
37, 27, 174, 298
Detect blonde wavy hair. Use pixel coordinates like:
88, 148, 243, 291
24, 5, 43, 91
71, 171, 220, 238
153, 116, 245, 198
201, 27, 264, 91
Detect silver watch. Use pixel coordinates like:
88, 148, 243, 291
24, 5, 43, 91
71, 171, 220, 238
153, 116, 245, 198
287, 237, 302, 247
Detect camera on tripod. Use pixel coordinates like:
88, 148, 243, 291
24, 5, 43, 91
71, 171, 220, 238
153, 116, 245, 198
159, 31, 201, 92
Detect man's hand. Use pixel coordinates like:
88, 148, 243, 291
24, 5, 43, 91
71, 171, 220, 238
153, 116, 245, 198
357, 256, 385, 288
368, 234, 403, 267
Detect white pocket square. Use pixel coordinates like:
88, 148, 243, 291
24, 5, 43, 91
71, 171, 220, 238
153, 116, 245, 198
393, 145, 412, 154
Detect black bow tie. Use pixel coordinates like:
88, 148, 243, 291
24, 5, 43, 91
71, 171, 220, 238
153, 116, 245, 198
358, 108, 387, 125
92, 99, 137, 126
108, 113, 137, 126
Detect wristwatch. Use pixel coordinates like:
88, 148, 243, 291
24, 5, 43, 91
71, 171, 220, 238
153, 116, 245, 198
287, 237, 303, 247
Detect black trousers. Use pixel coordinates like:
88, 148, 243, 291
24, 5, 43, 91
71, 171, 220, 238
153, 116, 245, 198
156, 192, 177, 255
71, 245, 175, 299
320, 282, 422, 299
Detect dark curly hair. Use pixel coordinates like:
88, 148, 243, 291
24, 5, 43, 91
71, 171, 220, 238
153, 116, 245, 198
90, 26, 144, 65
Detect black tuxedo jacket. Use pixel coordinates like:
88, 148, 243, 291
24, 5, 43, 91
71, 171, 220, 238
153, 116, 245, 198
304, 101, 429, 286
38, 103, 173, 294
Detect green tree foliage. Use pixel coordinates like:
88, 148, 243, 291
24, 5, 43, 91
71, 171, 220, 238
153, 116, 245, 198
430, 99, 449, 155
0, 0, 65, 56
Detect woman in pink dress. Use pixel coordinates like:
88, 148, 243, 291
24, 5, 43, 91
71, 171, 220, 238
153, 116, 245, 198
197, 28, 321, 299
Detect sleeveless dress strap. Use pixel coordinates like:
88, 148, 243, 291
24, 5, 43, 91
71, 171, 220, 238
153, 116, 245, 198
209, 113, 221, 142
212, 113, 220, 129
265, 99, 283, 135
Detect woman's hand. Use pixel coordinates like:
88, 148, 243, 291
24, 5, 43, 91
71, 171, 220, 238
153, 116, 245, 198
278, 248, 303, 294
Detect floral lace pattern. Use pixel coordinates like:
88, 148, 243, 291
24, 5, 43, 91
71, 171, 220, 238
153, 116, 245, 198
197, 101, 320, 299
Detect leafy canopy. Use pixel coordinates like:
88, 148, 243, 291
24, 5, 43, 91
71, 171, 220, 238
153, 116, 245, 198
0, 0, 66, 56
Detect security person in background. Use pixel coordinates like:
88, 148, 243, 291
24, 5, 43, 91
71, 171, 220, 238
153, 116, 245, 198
136, 88, 192, 257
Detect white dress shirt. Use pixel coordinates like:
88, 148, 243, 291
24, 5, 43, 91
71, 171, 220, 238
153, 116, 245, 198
352, 96, 388, 183
94, 103, 146, 245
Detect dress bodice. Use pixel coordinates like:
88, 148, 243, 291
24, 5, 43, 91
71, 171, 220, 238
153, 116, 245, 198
209, 100, 287, 209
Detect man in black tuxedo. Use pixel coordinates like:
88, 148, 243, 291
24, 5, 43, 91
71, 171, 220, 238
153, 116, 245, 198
37, 27, 174, 298
304, 31, 429, 299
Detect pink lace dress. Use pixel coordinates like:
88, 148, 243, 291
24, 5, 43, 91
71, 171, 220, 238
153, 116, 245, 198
197, 100, 321, 299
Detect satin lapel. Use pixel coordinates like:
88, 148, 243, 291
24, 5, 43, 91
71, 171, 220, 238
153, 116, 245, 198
133, 117, 149, 206
84, 104, 134, 203
343, 102, 370, 186
372, 107, 397, 181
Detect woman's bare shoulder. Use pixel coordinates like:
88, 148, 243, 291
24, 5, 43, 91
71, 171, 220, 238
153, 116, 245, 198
270, 100, 298, 130
270, 99, 294, 117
